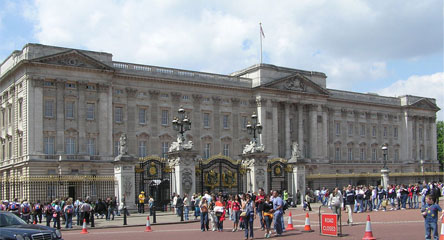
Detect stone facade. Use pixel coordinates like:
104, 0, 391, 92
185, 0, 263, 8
0, 43, 440, 201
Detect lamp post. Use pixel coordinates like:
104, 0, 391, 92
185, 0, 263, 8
382, 144, 388, 170
381, 144, 389, 190
246, 113, 263, 143
172, 106, 191, 141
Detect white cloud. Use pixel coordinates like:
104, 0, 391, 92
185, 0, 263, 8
20, 0, 443, 92
377, 72, 444, 120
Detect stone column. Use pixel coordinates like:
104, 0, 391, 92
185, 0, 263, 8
431, 117, 437, 161
292, 162, 306, 207
192, 94, 202, 152
381, 168, 390, 190
309, 104, 318, 160
98, 84, 111, 156
285, 102, 291, 158
149, 90, 160, 155
322, 106, 328, 160
78, 82, 86, 154
271, 100, 279, 156
167, 150, 198, 198
212, 97, 221, 154
241, 152, 270, 193
55, 80, 65, 154
113, 154, 138, 210
126, 88, 138, 155
256, 98, 267, 150
297, 104, 304, 159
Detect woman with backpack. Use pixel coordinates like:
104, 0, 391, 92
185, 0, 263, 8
43, 202, 53, 227
52, 200, 61, 229
64, 198, 74, 228
242, 194, 255, 240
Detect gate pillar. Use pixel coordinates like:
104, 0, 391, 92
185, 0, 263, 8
292, 161, 306, 207
167, 150, 198, 198
241, 152, 270, 193
113, 154, 138, 211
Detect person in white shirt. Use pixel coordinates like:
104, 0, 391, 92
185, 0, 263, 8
328, 188, 343, 218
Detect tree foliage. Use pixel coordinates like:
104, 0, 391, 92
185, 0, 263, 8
438, 121, 444, 169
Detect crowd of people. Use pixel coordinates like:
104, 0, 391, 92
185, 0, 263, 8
170, 189, 290, 239
0, 196, 120, 229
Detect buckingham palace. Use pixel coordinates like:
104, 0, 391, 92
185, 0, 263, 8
0, 43, 440, 204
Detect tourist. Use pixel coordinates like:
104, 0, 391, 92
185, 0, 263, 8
199, 197, 209, 231
243, 193, 255, 239
421, 195, 442, 240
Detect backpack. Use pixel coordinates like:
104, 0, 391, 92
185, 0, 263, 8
65, 205, 74, 214
9, 203, 18, 211
22, 204, 30, 214
34, 204, 41, 210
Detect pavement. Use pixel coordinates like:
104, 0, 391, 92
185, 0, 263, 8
55, 202, 433, 239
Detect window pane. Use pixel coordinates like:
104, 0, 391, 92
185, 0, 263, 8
115, 107, 123, 123
161, 110, 169, 125
45, 100, 54, 117
66, 102, 74, 118
139, 109, 146, 124
86, 103, 95, 120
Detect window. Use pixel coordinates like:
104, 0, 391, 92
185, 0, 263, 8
86, 85, 95, 90
44, 81, 54, 87
335, 147, 341, 161
139, 108, 147, 124
161, 142, 169, 159
348, 148, 353, 161
348, 123, 353, 135
139, 141, 147, 157
336, 122, 341, 135
161, 110, 169, 125
372, 126, 376, 137
19, 137, 23, 156
86, 103, 95, 120
44, 137, 55, 154
419, 128, 423, 139
290, 118, 294, 133
394, 149, 399, 161
383, 127, 387, 137
223, 144, 230, 156
223, 115, 229, 129
203, 113, 210, 128
115, 107, 123, 123
182, 95, 189, 100
65, 101, 75, 119
115, 89, 123, 94
18, 100, 23, 120
87, 138, 96, 155
360, 148, 365, 161
1, 111, 4, 127
44, 100, 54, 118
372, 148, 377, 161
8, 141, 12, 159
114, 140, 119, 156
1, 144, 4, 160
360, 124, 365, 136
65, 137, 76, 154
394, 127, 398, 138
65, 83, 76, 88
241, 116, 248, 129
204, 143, 211, 159
8, 106, 12, 123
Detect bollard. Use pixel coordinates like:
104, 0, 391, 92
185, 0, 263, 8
123, 207, 128, 225
153, 206, 157, 224
90, 210, 95, 228
180, 206, 184, 222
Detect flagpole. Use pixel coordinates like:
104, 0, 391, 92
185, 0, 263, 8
260, 22, 263, 64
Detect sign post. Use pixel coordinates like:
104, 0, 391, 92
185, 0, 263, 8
321, 213, 338, 237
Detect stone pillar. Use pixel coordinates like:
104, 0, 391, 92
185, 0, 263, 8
126, 88, 138, 155
292, 162, 306, 207
309, 104, 318, 160
297, 104, 304, 159
285, 103, 291, 158
431, 117, 437, 161
271, 100, 279, 156
78, 82, 86, 154
149, 90, 160, 155
113, 154, 138, 210
167, 150, 198, 198
322, 106, 328, 160
55, 80, 65, 154
98, 84, 111, 156
241, 152, 270, 193
381, 168, 390, 190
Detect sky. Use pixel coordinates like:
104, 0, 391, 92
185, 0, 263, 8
0, 0, 443, 119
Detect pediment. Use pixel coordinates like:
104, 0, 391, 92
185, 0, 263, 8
31, 50, 113, 70
410, 98, 440, 111
261, 73, 329, 95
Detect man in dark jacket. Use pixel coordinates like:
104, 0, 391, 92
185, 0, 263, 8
345, 185, 355, 226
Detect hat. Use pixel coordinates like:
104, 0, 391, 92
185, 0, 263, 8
141, 191, 145, 193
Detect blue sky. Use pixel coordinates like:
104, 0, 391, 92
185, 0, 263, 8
0, 0, 443, 119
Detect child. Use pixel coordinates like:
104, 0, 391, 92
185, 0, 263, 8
381, 199, 388, 212
421, 195, 442, 240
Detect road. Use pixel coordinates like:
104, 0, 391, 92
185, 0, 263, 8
62, 207, 430, 240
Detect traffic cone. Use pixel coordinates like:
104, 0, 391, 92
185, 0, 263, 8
362, 215, 376, 240
302, 212, 314, 232
80, 219, 88, 234
439, 220, 444, 240
145, 215, 152, 232
285, 211, 295, 231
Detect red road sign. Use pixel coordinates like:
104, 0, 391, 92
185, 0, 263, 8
321, 213, 338, 236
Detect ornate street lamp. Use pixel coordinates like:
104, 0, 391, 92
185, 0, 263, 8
381, 144, 388, 170
172, 106, 191, 141
246, 113, 262, 143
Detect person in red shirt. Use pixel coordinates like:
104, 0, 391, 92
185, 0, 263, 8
231, 195, 241, 232
255, 188, 266, 230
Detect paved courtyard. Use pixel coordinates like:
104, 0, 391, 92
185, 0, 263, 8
58, 203, 433, 240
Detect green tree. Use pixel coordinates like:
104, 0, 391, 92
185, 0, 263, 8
438, 121, 444, 170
